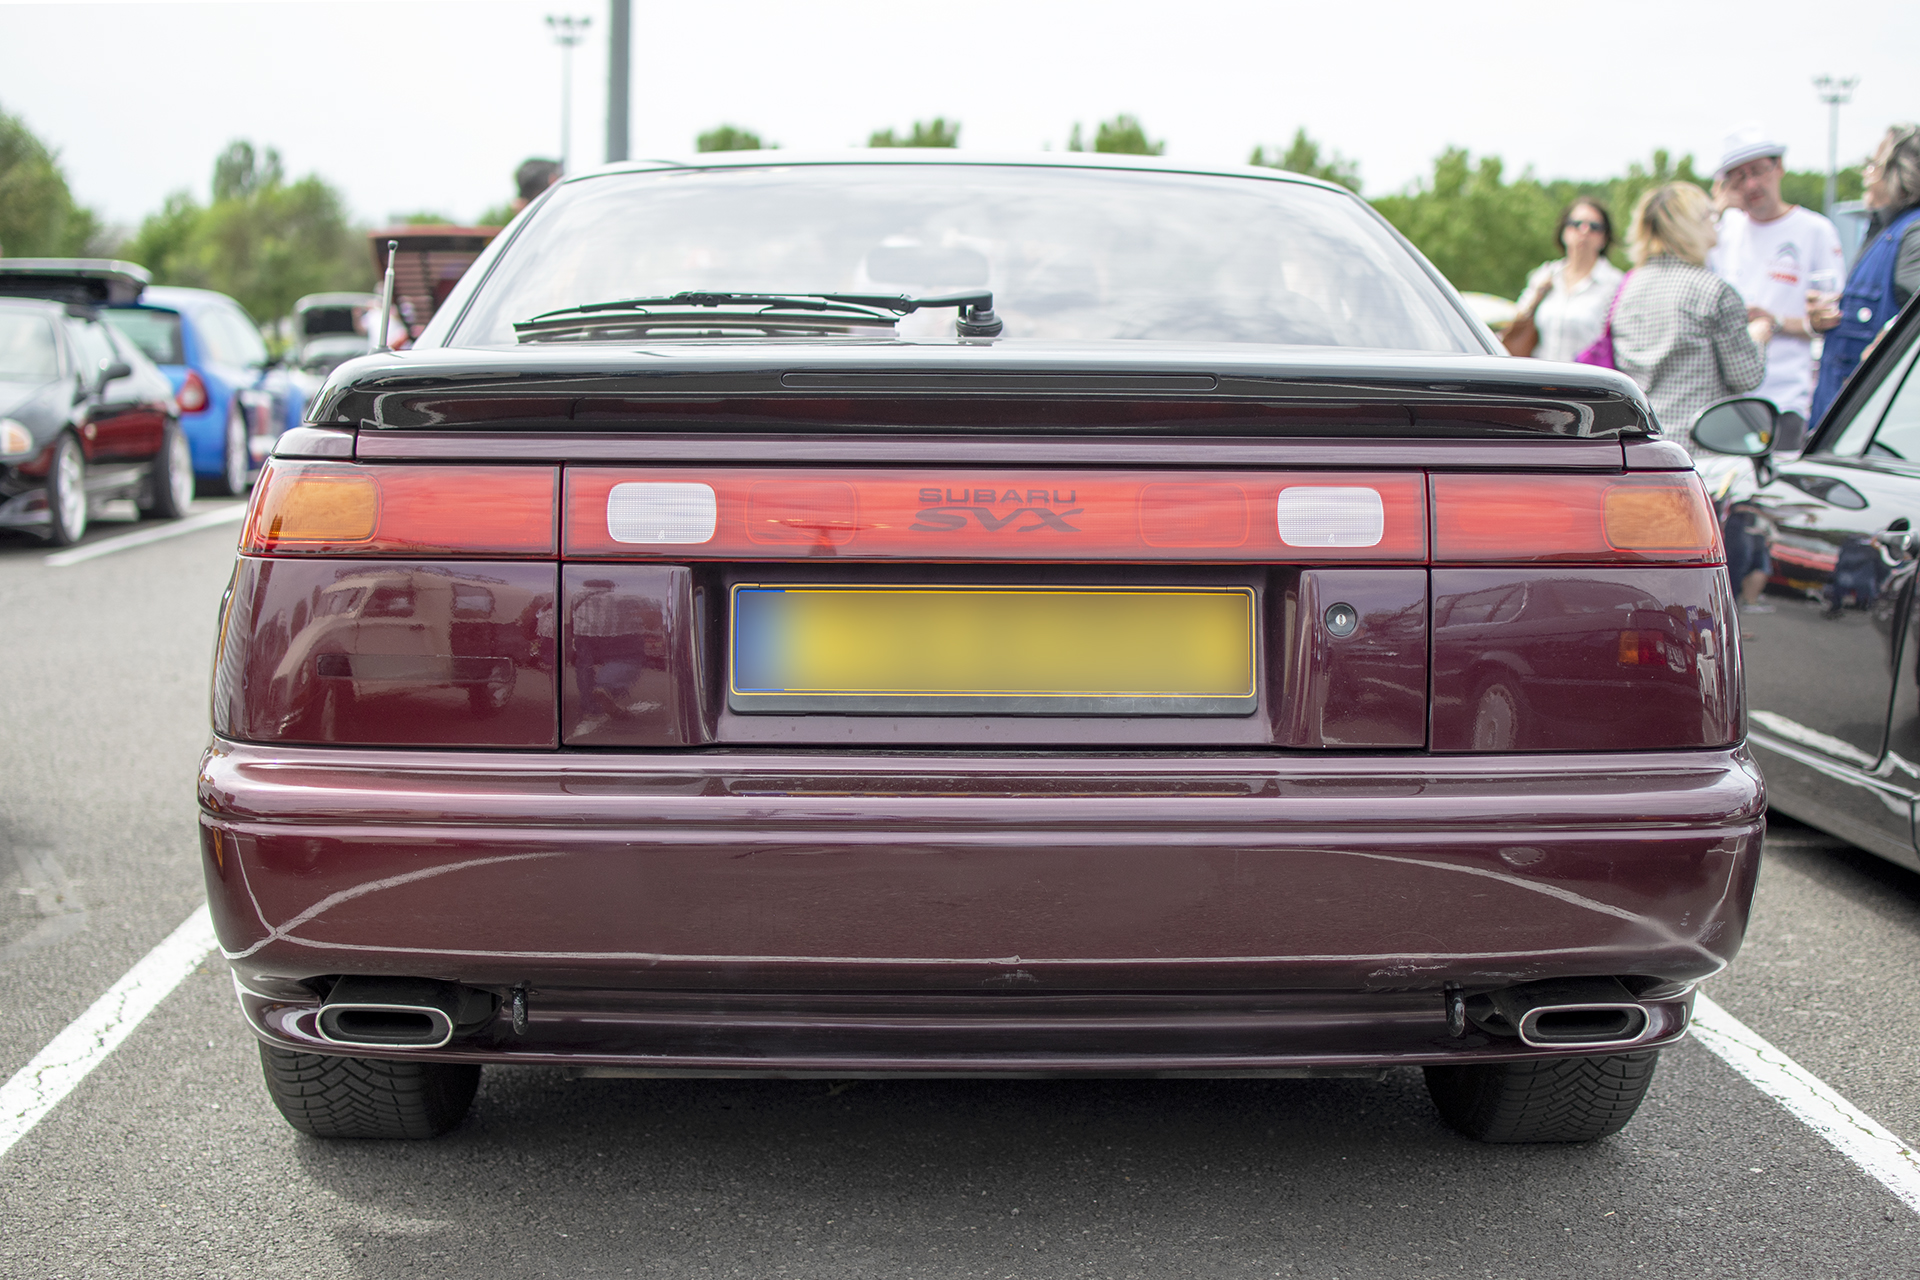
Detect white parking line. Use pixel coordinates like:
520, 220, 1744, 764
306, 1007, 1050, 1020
1693, 993, 1920, 1215
43, 504, 247, 568
0, 906, 215, 1161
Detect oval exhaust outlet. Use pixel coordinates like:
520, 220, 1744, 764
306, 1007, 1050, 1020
316, 976, 469, 1049
1517, 1002, 1649, 1048
1485, 977, 1655, 1049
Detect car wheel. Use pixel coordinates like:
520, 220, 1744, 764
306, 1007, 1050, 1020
1423, 1050, 1659, 1143
44, 432, 88, 547
208, 397, 252, 497
138, 421, 195, 520
1469, 682, 1520, 750
258, 1044, 480, 1139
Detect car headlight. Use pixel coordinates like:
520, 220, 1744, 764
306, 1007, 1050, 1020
0, 418, 34, 461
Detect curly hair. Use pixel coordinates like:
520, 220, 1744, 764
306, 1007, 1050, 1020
1871, 124, 1920, 214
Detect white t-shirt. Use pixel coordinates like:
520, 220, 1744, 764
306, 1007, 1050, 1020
1518, 258, 1624, 362
1708, 206, 1845, 418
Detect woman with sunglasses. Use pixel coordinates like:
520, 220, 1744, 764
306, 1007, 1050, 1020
1809, 124, 1920, 425
1512, 200, 1624, 361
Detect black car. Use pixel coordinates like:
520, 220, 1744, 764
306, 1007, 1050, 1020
0, 260, 192, 544
1696, 299, 1920, 871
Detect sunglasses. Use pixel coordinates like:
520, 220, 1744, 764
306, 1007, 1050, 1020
1565, 219, 1605, 232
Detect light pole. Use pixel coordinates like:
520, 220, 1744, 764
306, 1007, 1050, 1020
1812, 74, 1859, 215
606, 0, 630, 163
546, 13, 591, 173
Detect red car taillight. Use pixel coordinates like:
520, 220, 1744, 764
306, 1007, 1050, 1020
1432, 472, 1723, 565
243, 460, 558, 556
176, 369, 208, 414
564, 467, 1429, 561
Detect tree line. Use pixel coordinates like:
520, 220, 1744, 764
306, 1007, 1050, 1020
1, 102, 1868, 326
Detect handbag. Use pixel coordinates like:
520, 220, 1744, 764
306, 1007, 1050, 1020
1574, 272, 1632, 368
1501, 274, 1550, 357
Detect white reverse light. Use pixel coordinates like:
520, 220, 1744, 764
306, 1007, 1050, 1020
1276, 486, 1385, 548
606, 481, 717, 544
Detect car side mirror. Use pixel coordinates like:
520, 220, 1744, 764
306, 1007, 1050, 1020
1691, 397, 1779, 457
97, 360, 132, 389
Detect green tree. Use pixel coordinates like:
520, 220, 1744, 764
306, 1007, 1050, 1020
0, 103, 103, 257
1370, 148, 1558, 297
1782, 165, 1864, 211
869, 118, 960, 148
1073, 114, 1162, 156
1249, 128, 1360, 193
121, 139, 370, 323
697, 125, 770, 152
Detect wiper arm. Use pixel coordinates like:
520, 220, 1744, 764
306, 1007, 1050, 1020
513, 290, 1003, 339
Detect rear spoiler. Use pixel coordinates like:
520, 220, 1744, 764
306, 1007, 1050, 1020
0, 259, 150, 306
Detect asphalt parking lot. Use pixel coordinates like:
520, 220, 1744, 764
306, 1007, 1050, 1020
1, 507, 1917, 1279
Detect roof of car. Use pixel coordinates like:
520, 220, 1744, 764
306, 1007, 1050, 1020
296, 292, 380, 311
0, 295, 74, 316
132, 285, 256, 316
561, 149, 1353, 195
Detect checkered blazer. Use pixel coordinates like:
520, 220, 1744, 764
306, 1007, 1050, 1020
1610, 256, 1765, 451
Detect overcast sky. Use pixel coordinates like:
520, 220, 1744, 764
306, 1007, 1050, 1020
3, 0, 1917, 232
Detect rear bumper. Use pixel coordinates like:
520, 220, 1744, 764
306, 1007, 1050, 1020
199, 739, 1763, 1069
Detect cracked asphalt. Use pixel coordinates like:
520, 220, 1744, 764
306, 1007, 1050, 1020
1, 509, 1917, 1279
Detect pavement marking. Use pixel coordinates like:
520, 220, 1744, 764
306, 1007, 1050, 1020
1694, 992, 1920, 1215
43, 504, 247, 568
0, 905, 216, 1161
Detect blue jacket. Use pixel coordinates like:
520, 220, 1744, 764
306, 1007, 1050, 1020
1811, 206, 1920, 426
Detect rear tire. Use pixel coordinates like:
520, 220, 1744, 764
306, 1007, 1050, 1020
44, 431, 88, 547
139, 421, 194, 519
208, 397, 252, 497
258, 1044, 479, 1139
1424, 1050, 1659, 1143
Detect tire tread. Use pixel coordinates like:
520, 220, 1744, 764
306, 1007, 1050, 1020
259, 1045, 478, 1140
1424, 1050, 1659, 1143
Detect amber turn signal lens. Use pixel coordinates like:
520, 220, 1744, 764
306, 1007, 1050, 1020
256, 470, 378, 543
1603, 480, 1718, 552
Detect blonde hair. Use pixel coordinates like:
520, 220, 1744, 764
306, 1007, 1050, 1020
1630, 182, 1714, 266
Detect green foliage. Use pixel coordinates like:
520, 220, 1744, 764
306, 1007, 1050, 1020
1370, 147, 1713, 298
0, 103, 104, 257
121, 139, 370, 323
1781, 165, 1864, 210
1086, 114, 1163, 156
1250, 129, 1360, 193
697, 125, 770, 152
478, 201, 519, 228
869, 118, 960, 148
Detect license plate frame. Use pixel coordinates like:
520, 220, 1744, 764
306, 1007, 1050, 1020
728, 583, 1259, 716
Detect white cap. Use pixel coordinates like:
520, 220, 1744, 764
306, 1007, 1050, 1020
1716, 125, 1786, 178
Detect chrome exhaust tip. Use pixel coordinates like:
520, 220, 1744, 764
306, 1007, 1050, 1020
1482, 978, 1654, 1049
316, 977, 482, 1050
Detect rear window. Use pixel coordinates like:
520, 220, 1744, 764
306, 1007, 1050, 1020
452, 164, 1480, 353
0, 311, 59, 381
104, 307, 185, 365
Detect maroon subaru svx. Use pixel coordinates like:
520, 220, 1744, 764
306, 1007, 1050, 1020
198, 153, 1762, 1143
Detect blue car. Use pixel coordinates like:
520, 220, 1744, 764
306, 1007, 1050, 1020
102, 285, 283, 495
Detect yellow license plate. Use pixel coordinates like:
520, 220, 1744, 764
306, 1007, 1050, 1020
729, 585, 1257, 715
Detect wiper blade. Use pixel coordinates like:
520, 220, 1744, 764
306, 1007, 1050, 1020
513, 290, 1002, 340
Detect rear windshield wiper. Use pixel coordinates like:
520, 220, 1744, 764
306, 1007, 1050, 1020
512, 290, 1002, 341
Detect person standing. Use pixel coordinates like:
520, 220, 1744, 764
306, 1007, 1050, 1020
1513, 200, 1625, 361
511, 158, 563, 216
1611, 182, 1767, 453
1809, 124, 1920, 425
1707, 127, 1845, 445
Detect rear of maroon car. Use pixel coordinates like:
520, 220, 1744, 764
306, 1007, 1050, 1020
197, 157, 1762, 1143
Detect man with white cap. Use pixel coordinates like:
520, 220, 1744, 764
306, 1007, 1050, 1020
1708, 125, 1845, 444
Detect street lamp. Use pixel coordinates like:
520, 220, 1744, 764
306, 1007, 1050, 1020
546, 13, 591, 174
1812, 74, 1860, 216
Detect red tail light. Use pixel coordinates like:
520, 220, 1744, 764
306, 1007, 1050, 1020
176, 369, 208, 414
243, 460, 558, 556
565, 468, 1429, 561
1432, 473, 1722, 564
